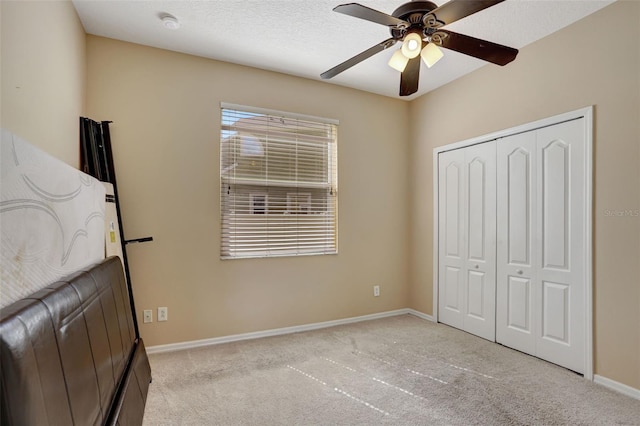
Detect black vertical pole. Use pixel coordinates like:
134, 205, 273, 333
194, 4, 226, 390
100, 121, 141, 339
79, 118, 92, 176
80, 117, 142, 339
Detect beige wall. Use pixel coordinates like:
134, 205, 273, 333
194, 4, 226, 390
3, 0, 637, 393
85, 36, 411, 347
408, 0, 640, 390
0, 1, 86, 167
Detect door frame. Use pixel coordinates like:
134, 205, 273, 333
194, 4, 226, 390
432, 106, 593, 380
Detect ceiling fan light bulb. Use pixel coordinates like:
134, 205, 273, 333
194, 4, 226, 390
421, 42, 444, 68
401, 32, 422, 59
388, 49, 409, 72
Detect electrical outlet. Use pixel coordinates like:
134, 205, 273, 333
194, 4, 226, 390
373, 285, 380, 297
143, 309, 152, 323
158, 307, 168, 322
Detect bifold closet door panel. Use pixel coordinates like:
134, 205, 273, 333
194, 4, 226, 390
438, 149, 466, 330
438, 142, 496, 341
462, 142, 496, 341
496, 131, 538, 355
496, 119, 586, 373
535, 119, 585, 374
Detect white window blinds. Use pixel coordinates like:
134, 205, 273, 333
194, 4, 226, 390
220, 104, 338, 259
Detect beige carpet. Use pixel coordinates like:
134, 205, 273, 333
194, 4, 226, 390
143, 315, 639, 425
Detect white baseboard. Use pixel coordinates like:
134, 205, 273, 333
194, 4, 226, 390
147, 309, 415, 354
406, 309, 435, 322
594, 375, 640, 400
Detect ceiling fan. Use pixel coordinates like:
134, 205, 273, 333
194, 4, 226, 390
321, 0, 519, 96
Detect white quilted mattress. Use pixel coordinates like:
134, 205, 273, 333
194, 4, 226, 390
1, 129, 106, 308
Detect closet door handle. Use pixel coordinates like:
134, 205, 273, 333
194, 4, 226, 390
474, 265, 479, 269
517, 270, 523, 275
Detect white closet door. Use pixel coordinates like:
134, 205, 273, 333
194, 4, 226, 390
496, 131, 537, 354
439, 142, 496, 341
496, 119, 585, 373
438, 149, 466, 330
463, 142, 496, 340
535, 120, 585, 373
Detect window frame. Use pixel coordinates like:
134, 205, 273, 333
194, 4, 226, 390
220, 103, 339, 259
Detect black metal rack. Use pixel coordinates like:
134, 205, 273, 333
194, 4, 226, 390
80, 117, 153, 338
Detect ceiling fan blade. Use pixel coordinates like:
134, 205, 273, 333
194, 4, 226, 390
427, 0, 505, 27
400, 55, 421, 96
436, 29, 518, 66
321, 38, 397, 79
333, 3, 409, 27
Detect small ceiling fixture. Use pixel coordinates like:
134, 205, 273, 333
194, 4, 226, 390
321, 1, 519, 96
160, 13, 180, 30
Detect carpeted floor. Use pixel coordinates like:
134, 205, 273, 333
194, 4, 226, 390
143, 314, 640, 425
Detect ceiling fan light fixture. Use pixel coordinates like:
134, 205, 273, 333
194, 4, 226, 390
388, 49, 410, 72
321, 0, 520, 97
421, 42, 444, 68
401, 32, 422, 59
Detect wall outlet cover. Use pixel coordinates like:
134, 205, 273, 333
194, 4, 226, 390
158, 307, 168, 322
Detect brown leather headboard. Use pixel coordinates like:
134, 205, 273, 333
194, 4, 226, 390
0, 256, 151, 425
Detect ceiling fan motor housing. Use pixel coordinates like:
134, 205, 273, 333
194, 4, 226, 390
391, 1, 440, 39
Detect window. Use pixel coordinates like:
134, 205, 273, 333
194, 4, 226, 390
287, 192, 311, 214
220, 103, 338, 259
249, 193, 267, 215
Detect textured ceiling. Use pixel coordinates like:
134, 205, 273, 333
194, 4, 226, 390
72, 0, 615, 100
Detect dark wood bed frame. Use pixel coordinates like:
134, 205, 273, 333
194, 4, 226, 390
0, 256, 151, 425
